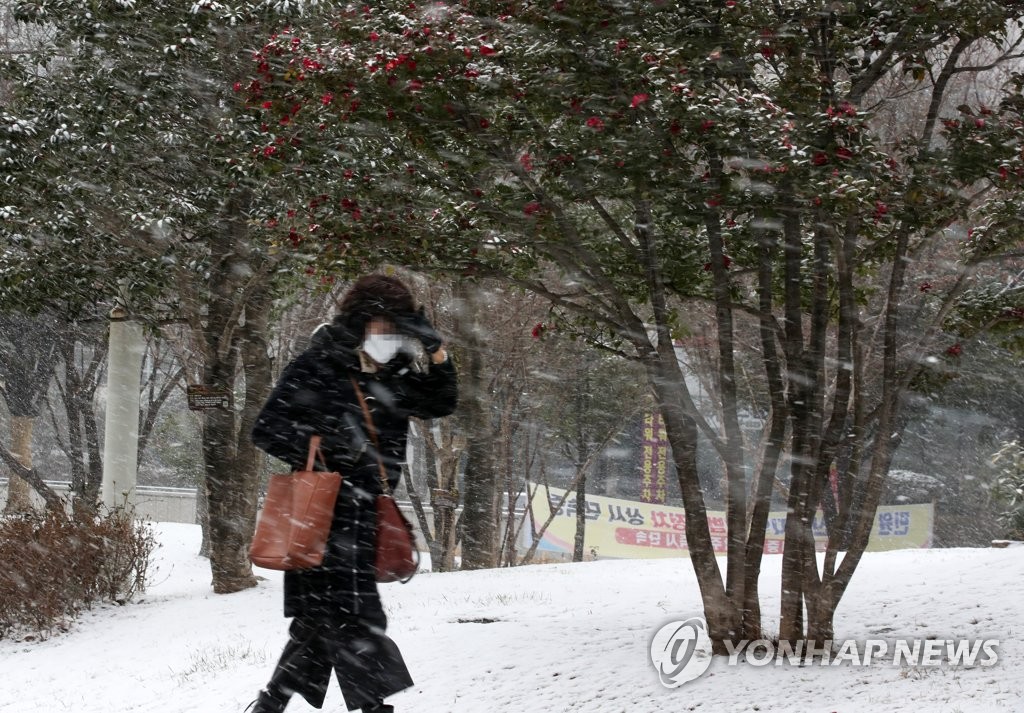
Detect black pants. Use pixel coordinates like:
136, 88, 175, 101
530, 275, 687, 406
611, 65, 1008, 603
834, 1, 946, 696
266, 614, 414, 711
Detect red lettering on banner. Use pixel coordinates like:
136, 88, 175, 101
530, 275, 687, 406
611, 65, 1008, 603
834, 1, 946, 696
615, 527, 692, 550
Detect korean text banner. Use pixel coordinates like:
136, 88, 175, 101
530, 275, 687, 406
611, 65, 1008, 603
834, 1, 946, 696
526, 485, 932, 559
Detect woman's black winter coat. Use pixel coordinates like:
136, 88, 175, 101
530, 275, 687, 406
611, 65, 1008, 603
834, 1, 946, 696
251, 318, 457, 624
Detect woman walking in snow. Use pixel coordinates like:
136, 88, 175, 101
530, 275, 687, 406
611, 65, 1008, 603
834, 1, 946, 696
248, 274, 458, 713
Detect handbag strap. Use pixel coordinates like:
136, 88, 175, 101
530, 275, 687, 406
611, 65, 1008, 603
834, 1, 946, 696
305, 435, 327, 472
349, 375, 392, 495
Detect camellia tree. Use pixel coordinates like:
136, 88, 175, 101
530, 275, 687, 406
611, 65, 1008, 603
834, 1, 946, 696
241, 0, 1024, 647
0, 0, 350, 593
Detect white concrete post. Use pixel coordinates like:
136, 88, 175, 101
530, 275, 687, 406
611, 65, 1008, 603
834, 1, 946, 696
101, 306, 145, 510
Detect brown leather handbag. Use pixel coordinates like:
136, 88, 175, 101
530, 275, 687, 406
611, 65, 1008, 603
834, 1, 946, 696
249, 435, 342, 571
351, 376, 421, 583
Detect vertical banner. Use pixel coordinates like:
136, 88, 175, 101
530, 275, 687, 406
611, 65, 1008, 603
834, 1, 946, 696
640, 411, 669, 504
526, 485, 933, 559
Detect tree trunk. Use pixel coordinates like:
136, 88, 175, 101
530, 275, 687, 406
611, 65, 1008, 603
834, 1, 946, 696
423, 419, 461, 572
573, 466, 587, 562
632, 195, 744, 650
202, 364, 257, 593
742, 229, 789, 641
196, 472, 211, 558
646, 356, 742, 652
704, 155, 750, 612
778, 186, 824, 644
805, 586, 836, 643
459, 404, 498, 569
200, 189, 267, 594
4, 416, 36, 514
61, 337, 107, 518
231, 288, 274, 575
454, 283, 499, 570
203, 281, 274, 592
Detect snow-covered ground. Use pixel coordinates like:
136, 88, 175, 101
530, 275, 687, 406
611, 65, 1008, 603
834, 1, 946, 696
2, 523, 1021, 713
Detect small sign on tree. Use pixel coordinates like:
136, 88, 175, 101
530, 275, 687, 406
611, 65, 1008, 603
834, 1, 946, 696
186, 385, 232, 411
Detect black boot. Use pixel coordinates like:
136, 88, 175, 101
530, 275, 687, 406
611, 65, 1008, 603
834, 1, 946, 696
244, 687, 290, 713
360, 703, 394, 713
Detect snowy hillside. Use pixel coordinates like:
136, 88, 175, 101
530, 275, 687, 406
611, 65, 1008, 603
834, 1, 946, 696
2, 524, 1021, 713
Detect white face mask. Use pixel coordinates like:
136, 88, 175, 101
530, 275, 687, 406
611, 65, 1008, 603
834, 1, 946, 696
361, 333, 412, 365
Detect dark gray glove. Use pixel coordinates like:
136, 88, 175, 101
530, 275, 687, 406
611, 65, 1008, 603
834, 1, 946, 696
395, 306, 443, 354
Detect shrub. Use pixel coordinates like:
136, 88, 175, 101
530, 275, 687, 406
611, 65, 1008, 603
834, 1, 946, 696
0, 504, 157, 640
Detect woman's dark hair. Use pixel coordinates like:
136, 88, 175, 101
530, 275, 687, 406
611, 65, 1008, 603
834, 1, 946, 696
336, 274, 416, 334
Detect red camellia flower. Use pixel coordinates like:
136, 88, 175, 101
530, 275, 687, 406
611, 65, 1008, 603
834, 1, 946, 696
480, 45, 497, 55
321, 92, 334, 106
946, 343, 963, 357
479, 118, 491, 128
519, 152, 534, 171
586, 116, 605, 130
631, 93, 649, 108
919, 281, 934, 292
702, 256, 731, 271
232, 82, 242, 92
531, 323, 545, 339
835, 147, 853, 160
523, 201, 542, 215
261, 100, 273, 109
262, 145, 277, 157
700, 119, 716, 132
812, 152, 828, 165
369, 31, 380, 41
